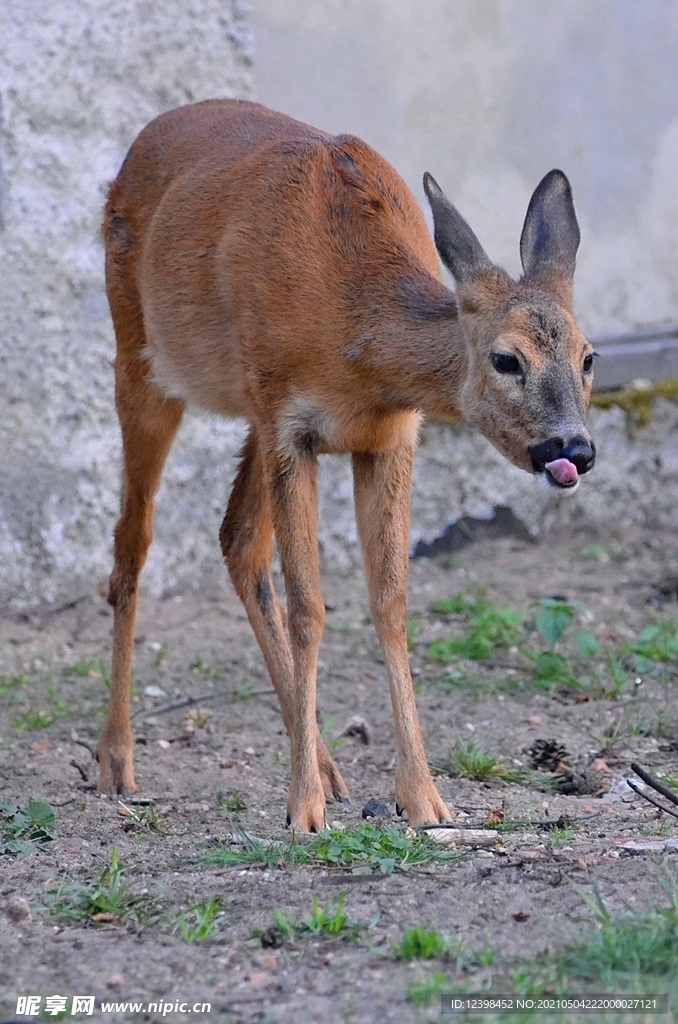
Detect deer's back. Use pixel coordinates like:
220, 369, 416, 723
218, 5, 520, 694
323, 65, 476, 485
104, 100, 439, 433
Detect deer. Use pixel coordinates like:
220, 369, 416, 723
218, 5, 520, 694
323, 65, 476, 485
99, 98, 596, 831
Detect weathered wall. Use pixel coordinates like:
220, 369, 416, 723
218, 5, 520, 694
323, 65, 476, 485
2, 1, 678, 609
253, 0, 678, 338
0, 1, 253, 606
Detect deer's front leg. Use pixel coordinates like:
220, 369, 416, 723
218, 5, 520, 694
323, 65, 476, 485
269, 447, 327, 832
352, 446, 451, 826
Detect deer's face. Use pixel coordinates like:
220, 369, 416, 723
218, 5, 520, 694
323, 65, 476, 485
424, 168, 595, 490
458, 284, 595, 489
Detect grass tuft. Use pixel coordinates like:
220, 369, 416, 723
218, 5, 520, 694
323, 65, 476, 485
0, 799, 55, 857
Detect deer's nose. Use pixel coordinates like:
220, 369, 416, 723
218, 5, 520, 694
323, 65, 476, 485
528, 436, 596, 475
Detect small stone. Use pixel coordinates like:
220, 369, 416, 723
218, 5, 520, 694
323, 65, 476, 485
527, 716, 542, 726
5, 897, 30, 924
157, 739, 171, 750
592, 758, 609, 771
362, 797, 392, 820
106, 974, 124, 988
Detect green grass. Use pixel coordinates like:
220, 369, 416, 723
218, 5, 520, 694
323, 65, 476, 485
204, 831, 312, 870
174, 898, 226, 942
405, 875, 678, 1012
445, 740, 524, 784
0, 799, 55, 856
309, 822, 462, 874
217, 791, 247, 814
120, 802, 172, 836
66, 658, 111, 687
320, 714, 349, 753
44, 847, 155, 926
271, 893, 367, 940
429, 591, 522, 662
0, 674, 29, 699
204, 822, 462, 875
394, 925, 449, 960
11, 681, 70, 730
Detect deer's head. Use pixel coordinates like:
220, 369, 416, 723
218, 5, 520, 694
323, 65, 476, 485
424, 170, 595, 490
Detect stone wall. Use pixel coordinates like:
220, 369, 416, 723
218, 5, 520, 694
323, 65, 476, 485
0, 0, 253, 606
2, 1, 678, 609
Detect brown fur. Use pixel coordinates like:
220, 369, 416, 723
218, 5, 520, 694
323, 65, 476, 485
99, 99, 594, 830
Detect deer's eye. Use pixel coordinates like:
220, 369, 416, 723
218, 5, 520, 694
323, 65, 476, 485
491, 352, 521, 374
583, 353, 594, 373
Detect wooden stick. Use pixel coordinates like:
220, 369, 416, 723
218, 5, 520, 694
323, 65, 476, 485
631, 763, 678, 807
627, 780, 678, 821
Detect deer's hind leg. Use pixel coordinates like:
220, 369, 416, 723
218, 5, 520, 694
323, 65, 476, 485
98, 325, 184, 794
220, 430, 349, 805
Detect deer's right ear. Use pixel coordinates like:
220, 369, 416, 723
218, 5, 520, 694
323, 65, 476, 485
423, 172, 491, 285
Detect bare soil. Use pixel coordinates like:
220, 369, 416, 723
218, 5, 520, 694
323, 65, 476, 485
1, 524, 677, 1023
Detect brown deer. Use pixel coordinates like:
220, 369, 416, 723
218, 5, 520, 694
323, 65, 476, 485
100, 99, 595, 831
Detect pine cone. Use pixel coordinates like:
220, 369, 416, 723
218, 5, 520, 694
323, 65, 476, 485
528, 738, 571, 772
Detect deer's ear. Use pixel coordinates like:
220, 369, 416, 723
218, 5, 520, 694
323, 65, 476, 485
423, 172, 491, 285
520, 170, 580, 307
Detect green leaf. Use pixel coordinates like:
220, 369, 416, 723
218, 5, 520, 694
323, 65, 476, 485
536, 599, 575, 646
573, 629, 600, 658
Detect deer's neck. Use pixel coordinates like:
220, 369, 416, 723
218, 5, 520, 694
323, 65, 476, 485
360, 275, 469, 420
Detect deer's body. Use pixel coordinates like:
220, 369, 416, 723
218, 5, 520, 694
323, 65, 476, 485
100, 99, 595, 830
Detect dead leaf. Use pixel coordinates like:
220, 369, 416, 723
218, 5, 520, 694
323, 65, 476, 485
249, 972, 269, 984
92, 912, 122, 923
486, 809, 504, 826
513, 911, 530, 922
575, 693, 591, 703
592, 759, 609, 772
30, 740, 52, 751
527, 716, 542, 726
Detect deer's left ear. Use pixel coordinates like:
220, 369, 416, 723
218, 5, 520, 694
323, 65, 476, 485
520, 169, 580, 309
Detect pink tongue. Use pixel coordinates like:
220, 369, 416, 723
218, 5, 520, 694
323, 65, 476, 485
545, 458, 579, 485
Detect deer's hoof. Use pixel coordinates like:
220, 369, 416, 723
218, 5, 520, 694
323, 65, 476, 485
97, 741, 138, 796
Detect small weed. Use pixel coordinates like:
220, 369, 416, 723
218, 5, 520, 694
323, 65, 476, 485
217, 791, 247, 814
190, 660, 224, 680
11, 682, 69, 730
67, 658, 111, 686
394, 925, 448, 960
445, 741, 524, 784
0, 799, 55, 856
406, 616, 422, 651
153, 646, 167, 669
310, 822, 461, 874
429, 591, 522, 662
120, 802, 172, 836
625, 620, 678, 670
206, 822, 462, 875
174, 897, 226, 942
186, 706, 212, 729
548, 824, 575, 849
0, 675, 29, 699
270, 894, 367, 940
45, 847, 153, 926
406, 971, 449, 1006
320, 714, 348, 753
560, 876, 678, 989
204, 832, 311, 870
235, 683, 254, 700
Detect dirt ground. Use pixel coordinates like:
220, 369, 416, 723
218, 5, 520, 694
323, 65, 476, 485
1, 523, 678, 1023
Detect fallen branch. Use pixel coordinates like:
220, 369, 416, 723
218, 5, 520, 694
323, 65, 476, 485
134, 686, 277, 720
627, 782, 678, 821
631, 762, 678, 807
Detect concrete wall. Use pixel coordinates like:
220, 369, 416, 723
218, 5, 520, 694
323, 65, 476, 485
2, 0, 678, 609
0, 0, 253, 606
253, 0, 678, 337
